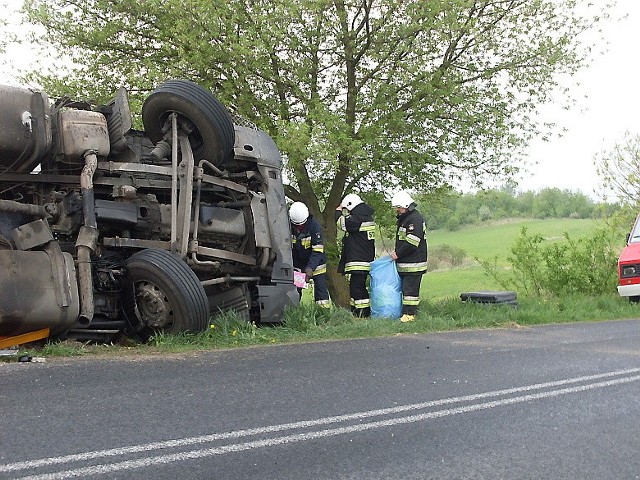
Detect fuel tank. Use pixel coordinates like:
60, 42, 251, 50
0, 250, 80, 337
0, 85, 52, 172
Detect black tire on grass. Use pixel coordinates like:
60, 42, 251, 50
123, 249, 209, 338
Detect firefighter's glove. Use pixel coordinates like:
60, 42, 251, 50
305, 268, 313, 282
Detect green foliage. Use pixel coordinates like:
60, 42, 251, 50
149, 310, 275, 348
606, 205, 640, 234
429, 244, 468, 271
420, 187, 609, 231
40, 340, 89, 356
429, 218, 601, 264
21, 0, 610, 200
423, 266, 504, 301
479, 226, 620, 297
282, 303, 353, 331
541, 229, 619, 296
594, 132, 640, 206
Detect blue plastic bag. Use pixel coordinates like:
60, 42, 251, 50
370, 255, 402, 319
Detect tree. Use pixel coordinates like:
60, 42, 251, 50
595, 132, 640, 207
21, 0, 609, 306
0, 5, 12, 63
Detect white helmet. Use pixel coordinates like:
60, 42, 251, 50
391, 191, 414, 209
341, 193, 363, 211
289, 201, 309, 225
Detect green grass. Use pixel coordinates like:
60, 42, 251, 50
423, 266, 503, 301
428, 218, 602, 264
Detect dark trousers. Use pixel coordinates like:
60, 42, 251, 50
349, 273, 370, 317
312, 273, 330, 305
399, 273, 423, 315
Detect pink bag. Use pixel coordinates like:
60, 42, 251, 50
294, 270, 307, 288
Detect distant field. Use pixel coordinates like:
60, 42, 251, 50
423, 218, 612, 301
428, 218, 602, 264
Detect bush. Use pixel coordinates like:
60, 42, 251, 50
444, 215, 463, 231
478, 226, 619, 297
429, 244, 468, 270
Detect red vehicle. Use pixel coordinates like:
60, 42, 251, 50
617, 214, 640, 302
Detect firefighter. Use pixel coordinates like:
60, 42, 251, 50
289, 201, 330, 307
389, 191, 428, 322
335, 193, 376, 317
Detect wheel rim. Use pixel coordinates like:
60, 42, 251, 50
134, 280, 174, 329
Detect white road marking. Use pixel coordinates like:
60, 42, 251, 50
3, 367, 640, 479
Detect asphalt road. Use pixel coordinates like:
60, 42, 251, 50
1, 319, 639, 480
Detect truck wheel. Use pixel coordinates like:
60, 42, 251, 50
123, 249, 210, 337
142, 79, 235, 166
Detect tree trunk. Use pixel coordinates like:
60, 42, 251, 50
320, 206, 350, 309
327, 264, 350, 309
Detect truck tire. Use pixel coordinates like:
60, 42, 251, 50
142, 79, 235, 166
123, 249, 210, 337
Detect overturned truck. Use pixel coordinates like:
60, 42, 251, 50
0, 79, 298, 341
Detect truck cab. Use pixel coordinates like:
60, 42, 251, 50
617, 213, 640, 301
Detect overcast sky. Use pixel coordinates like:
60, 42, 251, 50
0, 0, 638, 199
520, 0, 640, 199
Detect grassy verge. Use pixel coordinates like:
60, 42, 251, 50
11, 293, 640, 359
423, 266, 503, 301
6, 218, 630, 359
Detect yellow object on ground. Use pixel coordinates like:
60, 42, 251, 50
0, 328, 50, 349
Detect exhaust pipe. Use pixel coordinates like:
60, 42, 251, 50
76, 150, 98, 326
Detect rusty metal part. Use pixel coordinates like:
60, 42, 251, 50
76, 152, 99, 326
134, 280, 172, 328
0, 200, 51, 219
192, 243, 256, 265
102, 237, 171, 250
171, 113, 178, 252
11, 219, 54, 251
96, 162, 247, 193
176, 133, 195, 258
200, 275, 260, 287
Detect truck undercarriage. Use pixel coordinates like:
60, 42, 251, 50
0, 79, 298, 342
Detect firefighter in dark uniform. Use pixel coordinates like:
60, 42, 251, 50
289, 201, 330, 306
389, 191, 428, 322
335, 193, 376, 317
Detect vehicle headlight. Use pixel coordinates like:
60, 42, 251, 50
622, 264, 640, 278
